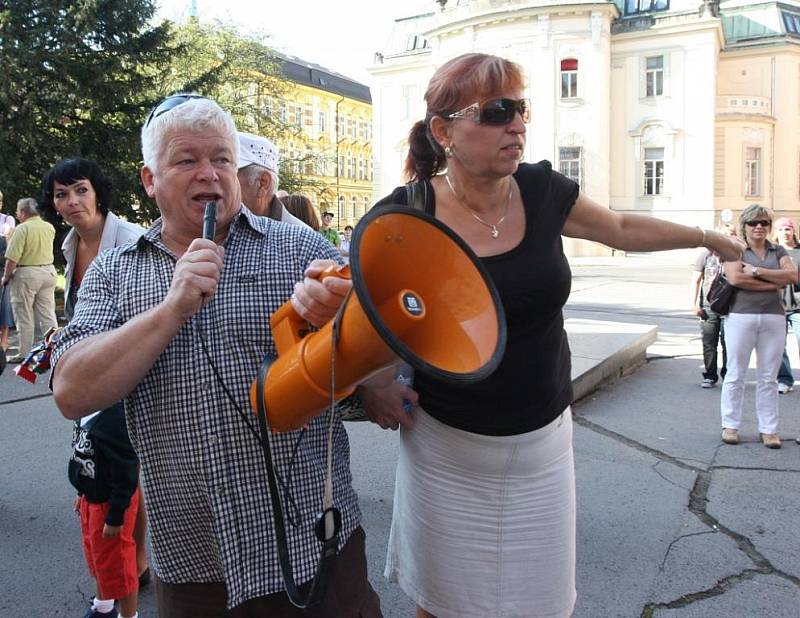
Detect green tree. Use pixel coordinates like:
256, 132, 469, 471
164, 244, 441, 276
158, 20, 330, 198
0, 0, 175, 223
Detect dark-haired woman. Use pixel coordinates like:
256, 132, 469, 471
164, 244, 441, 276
361, 53, 744, 618
39, 158, 152, 591
40, 159, 143, 321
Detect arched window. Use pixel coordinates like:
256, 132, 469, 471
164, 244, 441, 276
560, 58, 578, 99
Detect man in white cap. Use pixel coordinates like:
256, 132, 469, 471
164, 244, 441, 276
237, 131, 307, 227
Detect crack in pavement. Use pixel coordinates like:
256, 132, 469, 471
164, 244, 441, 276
651, 460, 693, 492
572, 413, 800, 617
0, 392, 53, 407
658, 530, 718, 570
640, 568, 774, 616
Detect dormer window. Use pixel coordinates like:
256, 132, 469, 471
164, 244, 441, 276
624, 0, 669, 15
784, 11, 800, 34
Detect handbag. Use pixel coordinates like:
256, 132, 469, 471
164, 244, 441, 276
707, 270, 735, 315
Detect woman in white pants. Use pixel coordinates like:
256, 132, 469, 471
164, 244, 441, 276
721, 205, 798, 448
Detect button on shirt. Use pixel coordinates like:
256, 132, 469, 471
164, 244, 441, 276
51, 207, 361, 609
4, 215, 55, 265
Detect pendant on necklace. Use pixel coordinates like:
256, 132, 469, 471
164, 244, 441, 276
491, 227, 499, 239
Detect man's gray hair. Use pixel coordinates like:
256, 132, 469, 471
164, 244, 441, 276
16, 197, 39, 216
240, 164, 279, 195
141, 96, 238, 171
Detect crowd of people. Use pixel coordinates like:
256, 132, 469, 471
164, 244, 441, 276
0, 51, 797, 618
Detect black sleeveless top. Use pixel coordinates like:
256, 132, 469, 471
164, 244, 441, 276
374, 161, 579, 435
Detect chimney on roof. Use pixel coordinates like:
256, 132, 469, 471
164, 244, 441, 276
699, 0, 720, 18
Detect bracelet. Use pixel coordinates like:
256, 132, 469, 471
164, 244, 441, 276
695, 226, 707, 248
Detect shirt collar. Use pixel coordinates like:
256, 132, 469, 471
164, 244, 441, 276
131, 204, 269, 255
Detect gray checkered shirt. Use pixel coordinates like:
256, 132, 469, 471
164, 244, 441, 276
52, 207, 361, 608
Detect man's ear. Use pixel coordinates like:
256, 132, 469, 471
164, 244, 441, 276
259, 171, 274, 197
140, 166, 156, 198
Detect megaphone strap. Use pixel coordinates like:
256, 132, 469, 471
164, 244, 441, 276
255, 354, 340, 608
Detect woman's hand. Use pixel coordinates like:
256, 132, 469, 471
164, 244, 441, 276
705, 231, 745, 262
358, 379, 418, 431
741, 263, 758, 277
102, 523, 122, 538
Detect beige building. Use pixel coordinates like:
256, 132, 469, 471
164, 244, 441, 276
370, 0, 800, 255
274, 55, 373, 229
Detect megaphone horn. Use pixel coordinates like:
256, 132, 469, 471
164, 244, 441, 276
250, 205, 507, 432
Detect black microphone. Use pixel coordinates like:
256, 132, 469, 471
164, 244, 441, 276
203, 201, 217, 241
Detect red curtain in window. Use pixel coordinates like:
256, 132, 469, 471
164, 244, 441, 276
561, 58, 578, 71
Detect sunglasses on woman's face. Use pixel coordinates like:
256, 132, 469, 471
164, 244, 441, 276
447, 98, 531, 126
745, 220, 771, 228
145, 94, 208, 127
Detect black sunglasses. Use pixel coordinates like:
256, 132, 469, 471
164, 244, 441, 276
447, 98, 531, 126
745, 219, 771, 228
145, 94, 208, 127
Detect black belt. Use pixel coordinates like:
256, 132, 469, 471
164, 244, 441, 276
18, 264, 53, 267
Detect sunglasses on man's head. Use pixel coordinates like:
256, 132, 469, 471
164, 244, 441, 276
446, 98, 531, 126
145, 94, 208, 127
745, 219, 771, 227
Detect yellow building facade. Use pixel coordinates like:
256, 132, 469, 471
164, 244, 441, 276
274, 55, 373, 230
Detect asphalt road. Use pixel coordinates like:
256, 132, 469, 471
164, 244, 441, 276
1, 252, 798, 617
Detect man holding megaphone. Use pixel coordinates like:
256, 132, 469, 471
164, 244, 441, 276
50, 96, 382, 617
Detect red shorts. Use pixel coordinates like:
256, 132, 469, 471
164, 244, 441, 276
79, 487, 140, 600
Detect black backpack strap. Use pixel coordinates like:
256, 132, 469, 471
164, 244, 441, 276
404, 180, 428, 211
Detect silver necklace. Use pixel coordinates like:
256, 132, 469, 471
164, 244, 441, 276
445, 174, 512, 238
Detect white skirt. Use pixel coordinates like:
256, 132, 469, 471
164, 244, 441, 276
385, 407, 576, 618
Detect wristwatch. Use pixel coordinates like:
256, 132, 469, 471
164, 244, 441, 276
752, 267, 760, 278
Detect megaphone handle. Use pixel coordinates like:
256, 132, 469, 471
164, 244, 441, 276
271, 264, 352, 354
316, 263, 351, 282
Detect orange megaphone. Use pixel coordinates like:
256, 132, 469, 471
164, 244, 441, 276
250, 205, 506, 432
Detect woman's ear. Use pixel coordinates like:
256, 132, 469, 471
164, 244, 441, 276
428, 115, 452, 151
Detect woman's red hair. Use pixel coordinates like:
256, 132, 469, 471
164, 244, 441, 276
403, 54, 525, 181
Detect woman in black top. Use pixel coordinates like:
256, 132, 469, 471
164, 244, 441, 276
361, 53, 743, 618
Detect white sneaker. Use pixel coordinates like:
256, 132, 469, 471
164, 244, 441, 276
778, 383, 792, 394
701, 378, 715, 389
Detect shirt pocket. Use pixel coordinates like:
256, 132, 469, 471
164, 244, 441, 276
214, 270, 299, 361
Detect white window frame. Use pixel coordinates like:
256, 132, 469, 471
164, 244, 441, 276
643, 147, 664, 196
401, 84, 417, 121
645, 56, 664, 97
744, 147, 761, 197
560, 59, 578, 99
558, 147, 582, 185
